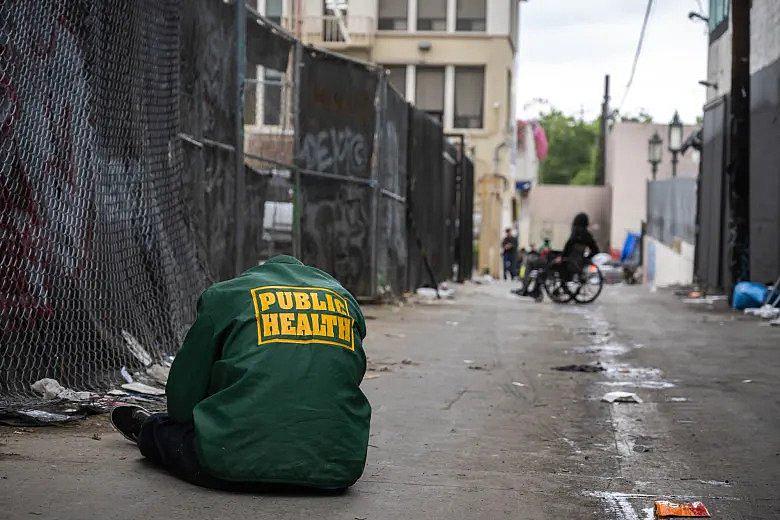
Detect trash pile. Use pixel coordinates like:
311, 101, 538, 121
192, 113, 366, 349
737, 278, 780, 325
591, 253, 625, 285
679, 276, 780, 326
0, 332, 171, 427
413, 283, 455, 303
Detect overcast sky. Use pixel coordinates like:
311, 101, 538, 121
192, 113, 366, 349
516, 0, 709, 125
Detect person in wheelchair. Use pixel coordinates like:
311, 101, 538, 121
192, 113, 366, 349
559, 212, 599, 277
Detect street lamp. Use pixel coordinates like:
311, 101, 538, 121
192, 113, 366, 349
668, 111, 683, 177
647, 131, 663, 180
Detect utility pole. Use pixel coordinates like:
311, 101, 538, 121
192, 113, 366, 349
596, 74, 610, 185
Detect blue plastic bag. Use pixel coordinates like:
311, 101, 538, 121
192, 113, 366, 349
732, 281, 768, 310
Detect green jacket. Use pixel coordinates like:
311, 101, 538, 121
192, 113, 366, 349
166, 255, 370, 488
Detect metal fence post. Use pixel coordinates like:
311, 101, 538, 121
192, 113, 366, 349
368, 71, 385, 299
291, 41, 303, 260
234, 0, 247, 276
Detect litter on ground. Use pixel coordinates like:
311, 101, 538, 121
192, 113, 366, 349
601, 391, 643, 403
121, 382, 166, 396
653, 500, 710, 517
122, 330, 153, 366
553, 363, 605, 373
146, 364, 170, 385
30, 378, 96, 401
120, 366, 134, 384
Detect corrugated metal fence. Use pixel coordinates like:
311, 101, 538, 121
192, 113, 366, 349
646, 178, 697, 247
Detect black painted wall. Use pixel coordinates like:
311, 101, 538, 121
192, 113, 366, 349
749, 56, 780, 284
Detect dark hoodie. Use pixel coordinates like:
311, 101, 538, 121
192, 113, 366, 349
562, 213, 599, 259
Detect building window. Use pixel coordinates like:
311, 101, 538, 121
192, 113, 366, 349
708, 0, 729, 40
262, 68, 283, 126
378, 0, 408, 30
417, 0, 447, 31
264, 0, 283, 25
384, 65, 407, 98
323, 0, 349, 42
454, 66, 484, 129
415, 66, 445, 122
456, 0, 486, 32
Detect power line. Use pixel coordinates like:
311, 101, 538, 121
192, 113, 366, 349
618, 0, 654, 112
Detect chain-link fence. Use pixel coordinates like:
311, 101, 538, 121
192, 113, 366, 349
0, 0, 206, 402
0, 0, 473, 403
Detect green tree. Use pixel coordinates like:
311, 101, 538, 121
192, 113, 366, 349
537, 108, 599, 185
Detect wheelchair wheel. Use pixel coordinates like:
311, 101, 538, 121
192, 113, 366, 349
543, 269, 573, 303
567, 264, 604, 304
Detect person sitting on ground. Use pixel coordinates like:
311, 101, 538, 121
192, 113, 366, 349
561, 212, 600, 274
110, 255, 370, 491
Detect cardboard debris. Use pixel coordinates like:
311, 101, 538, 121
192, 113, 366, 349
121, 382, 165, 396
601, 391, 643, 403
654, 500, 710, 517
146, 364, 170, 385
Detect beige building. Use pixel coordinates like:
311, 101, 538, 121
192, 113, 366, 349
253, 0, 522, 278
526, 185, 611, 251
605, 120, 699, 252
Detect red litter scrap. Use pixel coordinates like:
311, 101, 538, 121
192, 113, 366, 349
654, 500, 711, 518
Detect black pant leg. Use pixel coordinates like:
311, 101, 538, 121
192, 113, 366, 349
137, 413, 229, 489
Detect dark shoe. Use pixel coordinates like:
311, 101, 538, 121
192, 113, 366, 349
110, 405, 151, 443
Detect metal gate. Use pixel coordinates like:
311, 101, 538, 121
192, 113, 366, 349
696, 95, 729, 291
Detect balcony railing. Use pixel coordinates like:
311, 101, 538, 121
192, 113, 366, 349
301, 15, 375, 49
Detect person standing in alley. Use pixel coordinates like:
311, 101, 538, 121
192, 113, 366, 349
110, 255, 370, 491
501, 228, 518, 279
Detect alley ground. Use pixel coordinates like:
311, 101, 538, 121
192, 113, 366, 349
1, 282, 778, 519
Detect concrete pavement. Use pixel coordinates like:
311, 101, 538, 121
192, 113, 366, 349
1, 281, 778, 519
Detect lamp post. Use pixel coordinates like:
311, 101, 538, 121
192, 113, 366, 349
668, 111, 683, 177
647, 131, 663, 180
